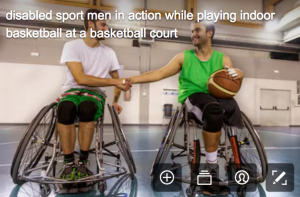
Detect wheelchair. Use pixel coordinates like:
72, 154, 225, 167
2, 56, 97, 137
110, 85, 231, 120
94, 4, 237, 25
10, 101, 136, 196
150, 104, 268, 197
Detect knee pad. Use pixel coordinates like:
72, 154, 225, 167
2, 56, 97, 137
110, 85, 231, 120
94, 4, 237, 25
202, 103, 224, 132
78, 101, 98, 122
57, 101, 77, 125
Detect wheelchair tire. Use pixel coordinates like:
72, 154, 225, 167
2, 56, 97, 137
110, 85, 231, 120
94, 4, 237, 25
11, 103, 57, 184
107, 104, 135, 179
150, 106, 183, 182
228, 111, 267, 183
10, 105, 47, 177
150, 108, 177, 177
112, 106, 137, 174
241, 111, 268, 182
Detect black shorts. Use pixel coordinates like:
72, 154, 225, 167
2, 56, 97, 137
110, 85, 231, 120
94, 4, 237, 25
185, 92, 244, 129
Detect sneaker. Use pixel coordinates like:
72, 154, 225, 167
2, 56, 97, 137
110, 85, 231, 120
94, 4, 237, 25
60, 162, 77, 189
61, 162, 77, 180
77, 160, 93, 178
200, 161, 223, 194
76, 160, 94, 187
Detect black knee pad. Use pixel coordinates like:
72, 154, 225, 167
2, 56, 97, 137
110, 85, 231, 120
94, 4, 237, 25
78, 101, 98, 122
57, 101, 77, 125
202, 102, 224, 132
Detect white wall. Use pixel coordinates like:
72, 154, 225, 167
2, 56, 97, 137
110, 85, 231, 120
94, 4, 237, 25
103, 70, 140, 124
1, 62, 299, 126
149, 77, 300, 126
149, 73, 181, 124
0, 62, 140, 124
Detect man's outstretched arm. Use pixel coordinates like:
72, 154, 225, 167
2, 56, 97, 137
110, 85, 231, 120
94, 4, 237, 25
109, 70, 121, 103
66, 62, 130, 91
130, 52, 184, 84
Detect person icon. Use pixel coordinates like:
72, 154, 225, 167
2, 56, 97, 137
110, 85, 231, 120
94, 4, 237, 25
237, 173, 246, 184
235, 170, 249, 185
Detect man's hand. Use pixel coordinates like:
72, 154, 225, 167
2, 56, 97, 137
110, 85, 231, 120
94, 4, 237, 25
115, 78, 132, 91
224, 65, 244, 80
113, 102, 123, 114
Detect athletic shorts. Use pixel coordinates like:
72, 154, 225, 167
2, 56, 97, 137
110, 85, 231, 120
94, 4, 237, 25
185, 92, 244, 129
57, 88, 105, 121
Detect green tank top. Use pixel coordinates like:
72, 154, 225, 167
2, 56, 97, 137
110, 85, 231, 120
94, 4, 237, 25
178, 49, 224, 104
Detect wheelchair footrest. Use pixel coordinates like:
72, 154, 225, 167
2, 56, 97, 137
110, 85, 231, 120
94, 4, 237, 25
55, 184, 93, 194
199, 185, 230, 196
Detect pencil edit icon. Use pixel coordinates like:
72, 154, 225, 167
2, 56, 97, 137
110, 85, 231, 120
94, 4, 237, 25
273, 171, 286, 185
266, 164, 294, 192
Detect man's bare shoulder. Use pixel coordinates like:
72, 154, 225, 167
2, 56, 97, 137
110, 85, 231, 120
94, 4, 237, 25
222, 54, 233, 68
223, 54, 231, 61
174, 52, 185, 65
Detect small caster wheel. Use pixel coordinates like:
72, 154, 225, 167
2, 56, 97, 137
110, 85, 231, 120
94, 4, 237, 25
237, 185, 247, 197
171, 163, 180, 173
186, 186, 196, 197
40, 184, 51, 197
98, 181, 107, 193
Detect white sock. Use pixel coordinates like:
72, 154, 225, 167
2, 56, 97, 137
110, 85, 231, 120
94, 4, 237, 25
206, 150, 218, 163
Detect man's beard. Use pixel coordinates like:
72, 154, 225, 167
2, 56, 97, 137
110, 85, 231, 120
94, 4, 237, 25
94, 26, 105, 41
193, 37, 208, 47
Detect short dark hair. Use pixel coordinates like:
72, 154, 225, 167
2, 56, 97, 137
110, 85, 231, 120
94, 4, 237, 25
84, 9, 105, 31
193, 20, 215, 40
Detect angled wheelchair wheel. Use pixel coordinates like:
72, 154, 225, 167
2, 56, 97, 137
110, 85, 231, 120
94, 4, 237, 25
112, 106, 137, 173
150, 108, 177, 177
150, 106, 183, 182
10, 105, 47, 178
107, 104, 135, 179
11, 103, 57, 184
226, 111, 268, 183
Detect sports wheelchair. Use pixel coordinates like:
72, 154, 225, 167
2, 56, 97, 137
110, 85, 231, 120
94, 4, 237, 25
150, 104, 268, 197
10, 102, 136, 196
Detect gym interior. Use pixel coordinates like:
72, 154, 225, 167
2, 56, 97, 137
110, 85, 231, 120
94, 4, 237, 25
1, 0, 300, 197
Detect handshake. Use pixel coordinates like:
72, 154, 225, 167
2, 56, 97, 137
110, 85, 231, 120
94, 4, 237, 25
116, 78, 133, 91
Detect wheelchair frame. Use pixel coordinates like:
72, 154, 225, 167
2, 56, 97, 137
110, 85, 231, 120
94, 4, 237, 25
150, 104, 268, 197
10, 102, 136, 195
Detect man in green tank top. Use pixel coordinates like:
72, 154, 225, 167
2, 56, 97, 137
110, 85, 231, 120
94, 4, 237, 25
129, 20, 244, 194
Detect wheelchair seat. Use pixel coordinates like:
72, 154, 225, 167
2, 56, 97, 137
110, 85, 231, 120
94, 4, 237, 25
179, 103, 203, 129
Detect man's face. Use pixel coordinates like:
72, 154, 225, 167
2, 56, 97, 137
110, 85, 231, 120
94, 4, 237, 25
89, 20, 108, 40
191, 22, 211, 46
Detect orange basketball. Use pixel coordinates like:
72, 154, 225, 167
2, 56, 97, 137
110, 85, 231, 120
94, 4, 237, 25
207, 69, 241, 99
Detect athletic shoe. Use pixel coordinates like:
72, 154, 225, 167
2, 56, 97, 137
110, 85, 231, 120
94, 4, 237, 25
76, 159, 94, 187
60, 162, 77, 189
199, 161, 229, 194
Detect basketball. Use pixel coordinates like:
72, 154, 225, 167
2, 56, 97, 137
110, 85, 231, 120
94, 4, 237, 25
207, 69, 242, 99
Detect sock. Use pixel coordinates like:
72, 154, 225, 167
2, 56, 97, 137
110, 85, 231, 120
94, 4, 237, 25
206, 150, 218, 163
80, 150, 89, 162
64, 153, 74, 163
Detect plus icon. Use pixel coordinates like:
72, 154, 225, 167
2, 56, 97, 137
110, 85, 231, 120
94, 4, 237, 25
163, 173, 172, 182
160, 170, 175, 185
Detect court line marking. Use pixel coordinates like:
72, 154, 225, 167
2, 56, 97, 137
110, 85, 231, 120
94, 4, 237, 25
257, 130, 300, 137
0, 141, 20, 145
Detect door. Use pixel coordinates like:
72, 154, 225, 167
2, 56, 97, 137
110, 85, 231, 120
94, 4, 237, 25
260, 89, 291, 126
